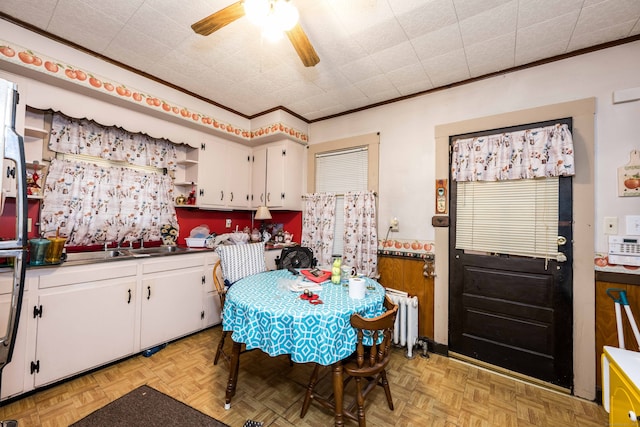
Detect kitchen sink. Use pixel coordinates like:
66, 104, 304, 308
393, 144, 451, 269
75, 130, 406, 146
65, 249, 129, 262
61, 245, 196, 265
127, 246, 189, 255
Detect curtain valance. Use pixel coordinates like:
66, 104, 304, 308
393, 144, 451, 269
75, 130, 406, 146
451, 123, 574, 182
49, 113, 178, 171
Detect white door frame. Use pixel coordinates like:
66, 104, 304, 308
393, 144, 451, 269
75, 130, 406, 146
434, 98, 596, 399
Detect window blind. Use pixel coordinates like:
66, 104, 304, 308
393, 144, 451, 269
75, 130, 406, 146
315, 147, 368, 193
455, 177, 560, 260
316, 147, 368, 255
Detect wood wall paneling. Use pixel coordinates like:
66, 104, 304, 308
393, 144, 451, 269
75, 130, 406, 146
378, 256, 434, 339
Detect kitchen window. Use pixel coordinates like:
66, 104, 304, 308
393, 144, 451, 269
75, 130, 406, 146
307, 133, 379, 256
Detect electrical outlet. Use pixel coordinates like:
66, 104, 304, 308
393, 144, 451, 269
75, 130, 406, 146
225, 219, 232, 228
390, 217, 399, 232
604, 217, 618, 235
27, 218, 32, 233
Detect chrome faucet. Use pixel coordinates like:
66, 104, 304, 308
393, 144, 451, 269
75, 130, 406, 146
117, 237, 127, 249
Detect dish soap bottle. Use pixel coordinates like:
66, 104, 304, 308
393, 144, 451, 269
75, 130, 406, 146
331, 255, 342, 284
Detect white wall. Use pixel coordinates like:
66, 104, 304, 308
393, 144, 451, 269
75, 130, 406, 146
309, 41, 640, 253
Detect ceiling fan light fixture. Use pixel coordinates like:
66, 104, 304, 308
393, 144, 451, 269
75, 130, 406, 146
273, 0, 299, 31
244, 0, 299, 40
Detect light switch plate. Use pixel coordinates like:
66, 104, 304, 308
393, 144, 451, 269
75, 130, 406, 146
604, 217, 618, 235
225, 219, 232, 228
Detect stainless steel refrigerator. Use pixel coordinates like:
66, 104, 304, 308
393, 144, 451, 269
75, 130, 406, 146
0, 76, 29, 417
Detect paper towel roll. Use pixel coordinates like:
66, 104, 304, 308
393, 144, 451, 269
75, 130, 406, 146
348, 277, 366, 299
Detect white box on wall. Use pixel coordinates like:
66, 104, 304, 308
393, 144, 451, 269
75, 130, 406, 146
626, 216, 640, 235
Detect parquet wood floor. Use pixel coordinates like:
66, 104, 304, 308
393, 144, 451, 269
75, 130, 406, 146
0, 327, 608, 426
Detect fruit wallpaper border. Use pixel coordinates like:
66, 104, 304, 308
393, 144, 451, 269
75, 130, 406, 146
594, 253, 640, 275
0, 39, 308, 144
378, 238, 434, 259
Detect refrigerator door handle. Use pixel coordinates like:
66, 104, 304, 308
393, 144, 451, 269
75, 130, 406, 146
0, 249, 26, 370
0, 121, 28, 250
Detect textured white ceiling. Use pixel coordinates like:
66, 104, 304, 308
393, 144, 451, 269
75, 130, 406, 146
1, 0, 639, 121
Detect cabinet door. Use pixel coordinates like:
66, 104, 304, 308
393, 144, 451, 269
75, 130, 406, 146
226, 144, 251, 209
198, 141, 226, 207
266, 145, 285, 208
281, 141, 304, 210
34, 278, 137, 387
251, 147, 267, 208
140, 266, 204, 349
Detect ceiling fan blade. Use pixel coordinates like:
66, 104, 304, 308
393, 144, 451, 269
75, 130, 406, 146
191, 1, 245, 36
286, 23, 320, 67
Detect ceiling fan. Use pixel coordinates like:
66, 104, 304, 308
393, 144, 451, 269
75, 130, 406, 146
191, 0, 320, 67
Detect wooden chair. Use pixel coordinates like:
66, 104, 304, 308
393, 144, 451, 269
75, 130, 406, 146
300, 295, 399, 426
213, 243, 267, 366
212, 259, 230, 366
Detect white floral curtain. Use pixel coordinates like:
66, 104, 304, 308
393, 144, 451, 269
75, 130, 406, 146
41, 112, 180, 246
49, 113, 178, 171
451, 123, 574, 182
301, 193, 336, 266
343, 191, 377, 277
41, 159, 178, 246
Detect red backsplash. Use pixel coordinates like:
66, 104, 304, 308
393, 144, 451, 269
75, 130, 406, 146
0, 198, 302, 248
175, 208, 302, 245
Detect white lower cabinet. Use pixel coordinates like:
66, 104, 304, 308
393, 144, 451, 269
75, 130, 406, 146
34, 275, 137, 387
0, 252, 222, 401
32, 262, 138, 388
140, 255, 206, 349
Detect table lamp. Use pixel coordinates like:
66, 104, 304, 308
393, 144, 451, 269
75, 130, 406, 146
255, 205, 272, 241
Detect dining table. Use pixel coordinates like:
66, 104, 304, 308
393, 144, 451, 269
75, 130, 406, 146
221, 268, 386, 426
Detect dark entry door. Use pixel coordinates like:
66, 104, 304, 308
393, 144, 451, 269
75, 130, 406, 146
448, 124, 574, 390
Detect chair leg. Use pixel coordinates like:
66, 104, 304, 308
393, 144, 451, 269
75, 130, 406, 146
214, 330, 229, 365
380, 370, 394, 410
354, 377, 366, 427
300, 364, 321, 418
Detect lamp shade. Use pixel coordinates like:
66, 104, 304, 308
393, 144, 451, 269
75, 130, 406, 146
255, 206, 272, 220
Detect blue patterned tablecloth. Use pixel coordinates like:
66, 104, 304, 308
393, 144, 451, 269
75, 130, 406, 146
222, 269, 386, 366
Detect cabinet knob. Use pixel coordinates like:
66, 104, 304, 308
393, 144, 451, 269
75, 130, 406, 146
6, 165, 15, 179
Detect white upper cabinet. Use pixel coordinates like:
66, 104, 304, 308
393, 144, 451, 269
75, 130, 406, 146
198, 140, 251, 209
226, 143, 252, 209
251, 140, 304, 210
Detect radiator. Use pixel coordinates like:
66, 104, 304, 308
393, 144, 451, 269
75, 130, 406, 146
386, 288, 419, 358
